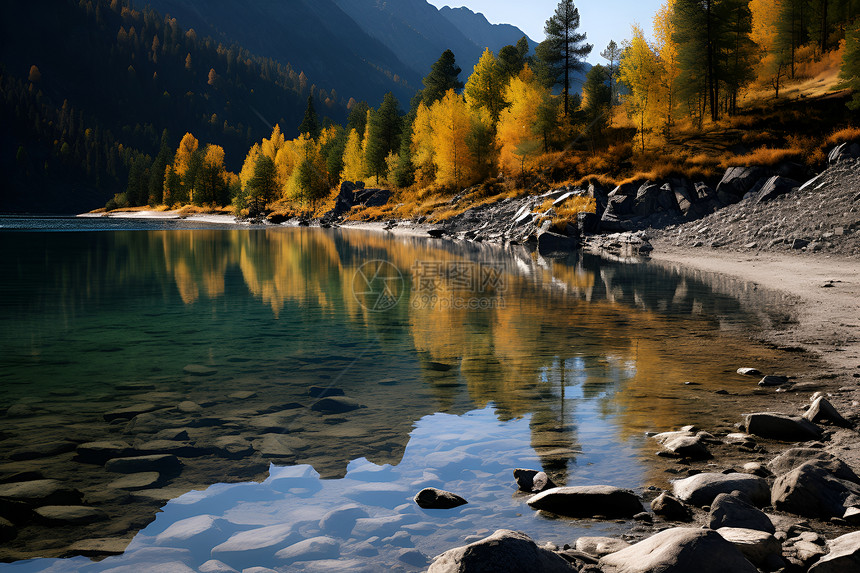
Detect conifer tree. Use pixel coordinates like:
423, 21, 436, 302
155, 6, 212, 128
347, 101, 370, 138
465, 49, 506, 123
582, 64, 611, 140
298, 95, 320, 138
247, 154, 278, 215
364, 92, 402, 184
841, 18, 860, 110
418, 50, 464, 107
498, 37, 530, 82
536, 0, 592, 117
148, 129, 171, 205
600, 40, 622, 106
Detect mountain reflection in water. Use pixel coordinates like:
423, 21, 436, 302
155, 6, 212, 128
0, 225, 792, 567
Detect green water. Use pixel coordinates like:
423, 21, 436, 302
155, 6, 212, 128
0, 222, 792, 570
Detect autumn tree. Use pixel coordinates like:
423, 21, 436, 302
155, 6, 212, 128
619, 25, 663, 151
429, 90, 479, 188
600, 40, 622, 106
535, 0, 592, 117
654, 1, 680, 136
342, 128, 365, 182
194, 144, 228, 205
364, 92, 402, 183
411, 102, 436, 185
496, 66, 552, 175
320, 125, 347, 186
841, 17, 860, 109
464, 49, 506, 123
246, 154, 278, 215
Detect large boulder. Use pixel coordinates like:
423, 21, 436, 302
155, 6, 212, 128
803, 396, 852, 427
537, 231, 579, 256
650, 492, 691, 521
743, 412, 823, 441
321, 181, 357, 220
808, 531, 860, 572
427, 529, 573, 573
771, 460, 860, 519
513, 469, 557, 493
708, 491, 775, 533
767, 448, 860, 483
575, 536, 631, 557
827, 142, 860, 164
598, 527, 758, 573
755, 176, 800, 204
715, 527, 782, 568
672, 473, 770, 507
527, 486, 642, 518
715, 166, 767, 204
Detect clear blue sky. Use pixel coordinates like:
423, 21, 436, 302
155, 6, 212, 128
427, 0, 663, 65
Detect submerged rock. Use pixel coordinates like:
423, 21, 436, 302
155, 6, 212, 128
310, 396, 364, 414
513, 468, 556, 493
34, 505, 108, 525
0, 479, 82, 507
427, 529, 573, 573
598, 527, 758, 573
104, 454, 182, 475
527, 485, 642, 518
413, 487, 468, 509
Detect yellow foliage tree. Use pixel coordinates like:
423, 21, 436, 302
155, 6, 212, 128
173, 132, 199, 177
342, 128, 364, 183
411, 102, 436, 185
429, 90, 477, 188
653, 1, 680, 137
619, 25, 664, 152
239, 143, 261, 191
464, 48, 506, 122
495, 65, 547, 175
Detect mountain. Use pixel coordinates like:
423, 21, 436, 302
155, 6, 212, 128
438, 6, 538, 57
0, 0, 345, 213
333, 0, 535, 81
140, 0, 421, 106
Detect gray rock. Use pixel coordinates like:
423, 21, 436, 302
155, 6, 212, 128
310, 396, 364, 414
136, 440, 206, 457
771, 460, 860, 518
398, 548, 429, 567
767, 448, 860, 483
650, 492, 691, 521
598, 527, 757, 573
736, 367, 763, 377
659, 436, 711, 460
756, 176, 800, 204
743, 412, 823, 441
8, 441, 78, 461
0, 479, 82, 507
198, 560, 239, 573
708, 492, 775, 533
716, 167, 767, 202
827, 142, 860, 164
808, 530, 860, 572
414, 487, 468, 509
211, 523, 297, 560
537, 230, 579, 255
156, 515, 224, 545
513, 468, 556, 493
672, 473, 770, 507
803, 396, 851, 427
103, 403, 160, 422
275, 536, 339, 562
427, 529, 573, 573
66, 537, 132, 557
575, 536, 631, 557
34, 505, 108, 524
207, 436, 254, 458
758, 375, 788, 386
716, 527, 782, 568
108, 472, 161, 490
176, 401, 202, 413
75, 441, 136, 463
527, 485, 642, 518
104, 454, 182, 475
319, 504, 368, 536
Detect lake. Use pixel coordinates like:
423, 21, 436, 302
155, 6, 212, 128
0, 219, 796, 571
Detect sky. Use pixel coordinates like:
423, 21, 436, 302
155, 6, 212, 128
427, 0, 664, 65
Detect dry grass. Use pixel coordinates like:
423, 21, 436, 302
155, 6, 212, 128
826, 126, 860, 146
534, 196, 597, 231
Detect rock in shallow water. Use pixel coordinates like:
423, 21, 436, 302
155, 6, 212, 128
428, 529, 573, 573
672, 473, 770, 507
34, 505, 108, 524
413, 487, 468, 509
513, 468, 556, 493
743, 412, 823, 441
527, 485, 642, 518
598, 527, 758, 573
310, 396, 364, 414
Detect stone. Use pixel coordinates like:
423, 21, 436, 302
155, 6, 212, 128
758, 375, 788, 387
716, 527, 782, 567
575, 536, 631, 557
737, 368, 763, 377
108, 472, 161, 490
207, 436, 254, 458
716, 167, 767, 202
708, 491, 775, 533
792, 238, 810, 250
756, 176, 800, 204
156, 515, 224, 545
310, 396, 364, 414
67, 537, 133, 557
34, 505, 108, 524
177, 401, 202, 413
427, 529, 573, 573
198, 560, 239, 573
767, 448, 860, 483
427, 227, 447, 238
672, 473, 770, 507
771, 460, 860, 518
75, 441, 136, 463
274, 536, 340, 562
803, 396, 851, 427
104, 454, 182, 475
827, 142, 860, 164
136, 440, 206, 457
743, 412, 823, 441
414, 487, 468, 509
0, 479, 82, 507
183, 364, 217, 376
513, 468, 557, 493
398, 548, 429, 567
103, 403, 161, 422
808, 531, 860, 572
8, 441, 78, 461
211, 523, 296, 559
650, 492, 691, 521
659, 436, 711, 460
309, 386, 345, 398
598, 527, 758, 573
527, 485, 642, 518
228, 391, 256, 400
537, 230, 579, 256
319, 504, 369, 536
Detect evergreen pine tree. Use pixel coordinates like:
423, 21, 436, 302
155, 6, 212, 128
148, 129, 171, 205
418, 50, 464, 107
536, 0, 593, 117
298, 95, 320, 138
364, 93, 403, 184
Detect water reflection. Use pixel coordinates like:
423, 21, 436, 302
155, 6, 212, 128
0, 226, 794, 565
